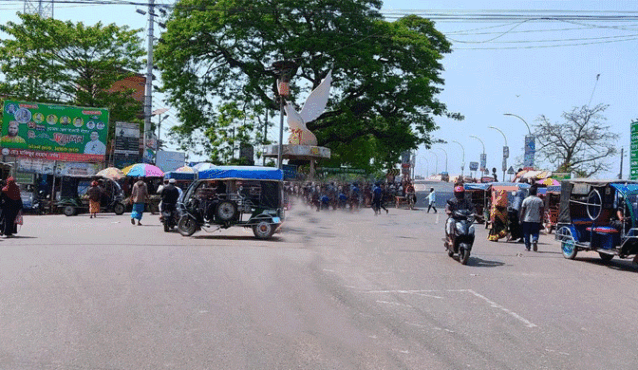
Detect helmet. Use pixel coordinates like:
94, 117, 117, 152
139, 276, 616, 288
454, 185, 465, 199
169, 178, 176, 184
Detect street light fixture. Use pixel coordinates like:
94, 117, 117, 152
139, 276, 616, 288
489, 126, 508, 181
504, 113, 535, 169
451, 140, 465, 177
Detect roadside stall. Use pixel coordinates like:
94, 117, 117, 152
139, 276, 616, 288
538, 185, 561, 233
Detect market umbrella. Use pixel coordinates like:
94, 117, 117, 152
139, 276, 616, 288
175, 165, 196, 173
96, 167, 125, 180
122, 163, 165, 177
193, 162, 216, 171
541, 178, 560, 186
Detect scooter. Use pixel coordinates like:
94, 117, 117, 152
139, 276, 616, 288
161, 203, 179, 232
445, 209, 475, 265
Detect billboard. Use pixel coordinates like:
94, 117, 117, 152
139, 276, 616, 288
524, 135, 536, 168
155, 150, 185, 172
113, 121, 140, 168
1, 100, 109, 162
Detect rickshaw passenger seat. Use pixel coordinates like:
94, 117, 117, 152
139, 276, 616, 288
586, 226, 618, 234
572, 218, 593, 225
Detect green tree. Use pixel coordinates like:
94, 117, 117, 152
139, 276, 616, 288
0, 13, 146, 141
156, 0, 460, 170
534, 104, 618, 177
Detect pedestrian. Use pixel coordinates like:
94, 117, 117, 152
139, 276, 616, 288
130, 177, 149, 226
519, 185, 544, 251
508, 180, 526, 242
426, 187, 437, 213
1, 177, 23, 238
488, 189, 508, 241
87, 180, 103, 218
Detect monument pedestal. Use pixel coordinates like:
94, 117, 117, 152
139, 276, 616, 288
264, 145, 331, 180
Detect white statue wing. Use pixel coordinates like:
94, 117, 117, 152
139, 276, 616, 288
284, 100, 304, 129
299, 70, 332, 124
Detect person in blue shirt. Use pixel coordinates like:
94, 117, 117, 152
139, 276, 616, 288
426, 187, 437, 213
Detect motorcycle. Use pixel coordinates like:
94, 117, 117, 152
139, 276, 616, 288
161, 203, 179, 232
445, 209, 476, 265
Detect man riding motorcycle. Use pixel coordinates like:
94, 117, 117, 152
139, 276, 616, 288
445, 184, 475, 244
160, 178, 181, 226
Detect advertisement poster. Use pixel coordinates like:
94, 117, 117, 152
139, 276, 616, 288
113, 121, 140, 168
479, 153, 487, 171
1, 100, 109, 162
524, 135, 536, 168
631, 122, 638, 180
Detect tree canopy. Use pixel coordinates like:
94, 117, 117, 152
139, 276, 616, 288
156, 0, 460, 170
0, 13, 145, 133
534, 104, 618, 177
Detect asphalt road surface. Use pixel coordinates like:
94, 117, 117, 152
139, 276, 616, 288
2, 203, 637, 369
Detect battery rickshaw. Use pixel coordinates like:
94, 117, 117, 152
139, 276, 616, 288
539, 185, 561, 233
556, 179, 638, 262
57, 176, 126, 216
463, 183, 490, 224
177, 166, 284, 239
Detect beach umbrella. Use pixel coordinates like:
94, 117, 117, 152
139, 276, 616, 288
96, 167, 124, 180
122, 163, 165, 177
175, 165, 196, 173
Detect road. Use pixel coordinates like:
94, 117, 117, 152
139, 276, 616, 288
1, 204, 637, 369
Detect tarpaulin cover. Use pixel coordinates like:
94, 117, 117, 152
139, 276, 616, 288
609, 183, 638, 194
198, 166, 283, 181
464, 183, 491, 191
164, 171, 196, 180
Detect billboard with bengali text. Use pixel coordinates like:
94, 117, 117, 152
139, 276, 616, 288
630, 122, 638, 180
1, 100, 109, 162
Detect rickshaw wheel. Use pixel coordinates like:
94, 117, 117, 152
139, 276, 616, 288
253, 220, 275, 239
557, 226, 577, 259
63, 206, 76, 216
114, 203, 125, 215
178, 216, 197, 236
458, 245, 470, 265
216, 201, 237, 221
598, 252, 614, 262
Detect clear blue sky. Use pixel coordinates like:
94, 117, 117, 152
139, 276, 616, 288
1, 0, 636, 178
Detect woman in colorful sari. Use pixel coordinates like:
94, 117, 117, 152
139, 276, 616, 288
87, 181, 103, 219
488, 189, 509, 241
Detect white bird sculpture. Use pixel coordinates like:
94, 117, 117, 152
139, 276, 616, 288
284, 70, 332, 146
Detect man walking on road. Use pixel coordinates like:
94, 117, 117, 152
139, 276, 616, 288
130, 177, 149, 226
427, 187, 437, 213
519, 185, 544, 251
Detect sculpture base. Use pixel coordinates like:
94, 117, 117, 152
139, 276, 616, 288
263, 144, 330, 160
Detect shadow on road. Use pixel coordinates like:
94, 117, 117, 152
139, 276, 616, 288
192, 234, 283, 242
577, 257, 638, 273
465, 256, 506, 268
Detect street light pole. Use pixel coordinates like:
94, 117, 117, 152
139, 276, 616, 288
452, 140, 465, 177
470, 135, 486, 175
489, 126, 508, 182
504, 113, 535, 169
430, 151, 439, 175
419, 156, 429, 178
435, 147, 448, 173
142, 0, 155, 163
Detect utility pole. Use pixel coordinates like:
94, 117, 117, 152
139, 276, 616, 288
619, 147, 624, 179
143, 0, 155, 163
24, 0, 54, 18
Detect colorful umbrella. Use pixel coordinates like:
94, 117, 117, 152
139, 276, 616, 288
122, 163, 165, 177
96, 167, 124, 180
175, 165, 196, 173
542, 178, 560, 186
193, 162, 216, 171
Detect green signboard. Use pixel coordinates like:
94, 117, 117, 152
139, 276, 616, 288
631, 121, 638, 180
1, 100, 109, 162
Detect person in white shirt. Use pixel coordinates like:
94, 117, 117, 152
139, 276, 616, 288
84, 131, 106, 155
519, 185, 544, 252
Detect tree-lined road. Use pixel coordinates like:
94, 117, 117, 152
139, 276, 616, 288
1, 206, 637, 369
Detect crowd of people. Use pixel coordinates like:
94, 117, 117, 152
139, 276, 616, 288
284, 179, 417, 215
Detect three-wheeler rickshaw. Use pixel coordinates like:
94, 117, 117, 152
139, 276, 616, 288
539, 185, 561, 233
57, 176, 126, 216
177, 166, 284, 239
556, 179, 638, 262
463, 183, 491, 224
